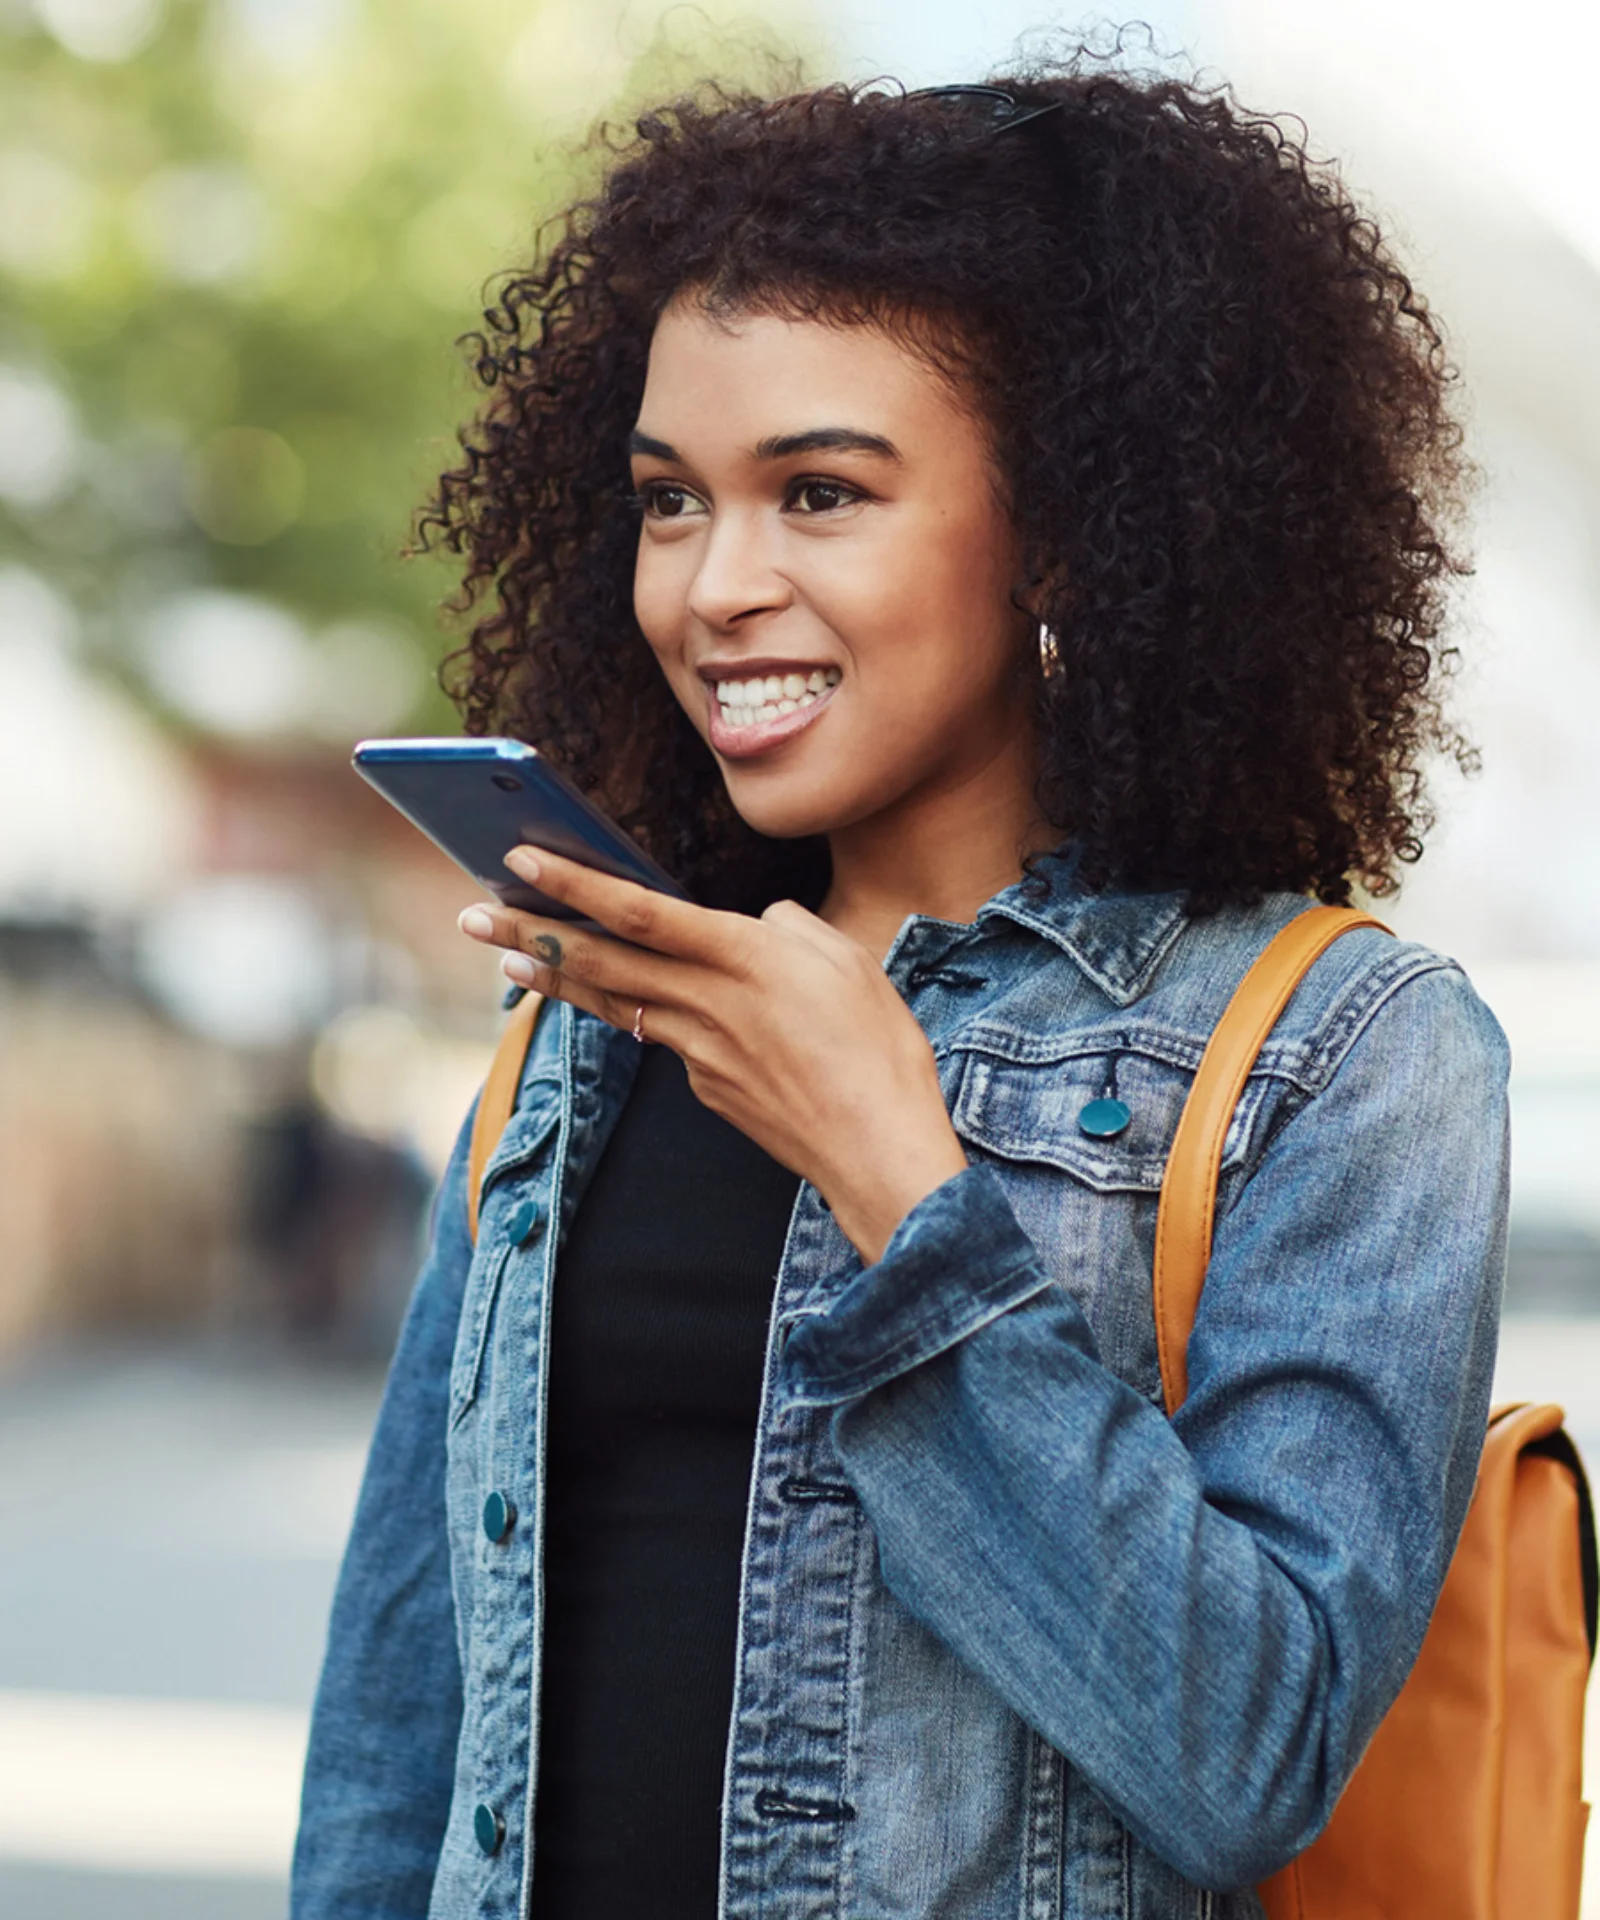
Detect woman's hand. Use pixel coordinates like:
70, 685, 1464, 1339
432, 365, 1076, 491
458, 846, 968, 1263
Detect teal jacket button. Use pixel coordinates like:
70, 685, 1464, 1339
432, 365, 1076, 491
504, 1198, 543, 1246
474, 1802, 505, 1855
1077, 1097, 1132, 1139
482, 1491, 516, 1543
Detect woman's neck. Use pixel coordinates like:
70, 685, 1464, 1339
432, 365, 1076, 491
819, 751, 1059, 964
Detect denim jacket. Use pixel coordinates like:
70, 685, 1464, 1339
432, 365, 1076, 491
292, 851, 1510, 1920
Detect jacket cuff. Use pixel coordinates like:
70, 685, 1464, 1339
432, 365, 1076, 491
782, 1164, 1053, 1406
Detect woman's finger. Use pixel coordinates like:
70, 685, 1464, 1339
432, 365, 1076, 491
502, 846, 756, 973
460, 902, 695, 1007
503, 953, 704, 1056
502, 954, 637, 1036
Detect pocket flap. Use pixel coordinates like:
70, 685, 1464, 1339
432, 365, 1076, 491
949, 1043, 1264, 1193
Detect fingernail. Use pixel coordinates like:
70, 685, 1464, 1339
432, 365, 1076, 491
503, 952, 538, 984
459, 907, 495, 939
506, 846, 542, 879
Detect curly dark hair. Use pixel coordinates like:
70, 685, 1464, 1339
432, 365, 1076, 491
420, 48, 1474, 913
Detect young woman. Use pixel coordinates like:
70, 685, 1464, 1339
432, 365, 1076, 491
292, 63, 1510, 1920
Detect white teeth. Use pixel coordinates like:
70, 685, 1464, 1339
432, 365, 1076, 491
712, 666, 842, 725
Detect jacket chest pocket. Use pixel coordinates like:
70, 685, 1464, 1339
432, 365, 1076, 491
945, 1039, 1269, 1392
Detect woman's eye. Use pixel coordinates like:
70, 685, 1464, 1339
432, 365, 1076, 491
787, 478, 859, 514
638, 482, 704, 519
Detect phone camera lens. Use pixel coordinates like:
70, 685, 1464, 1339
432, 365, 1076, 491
491, 773, 523, 793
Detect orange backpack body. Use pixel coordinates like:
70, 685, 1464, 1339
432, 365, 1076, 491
466, 907, 1597, 1914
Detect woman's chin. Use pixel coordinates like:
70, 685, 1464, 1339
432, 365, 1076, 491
720, 770, 861, 845
706, 722, 899, 844
726, 796, 844, 842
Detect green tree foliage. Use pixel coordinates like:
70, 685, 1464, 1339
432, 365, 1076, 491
0, 0, 799, 742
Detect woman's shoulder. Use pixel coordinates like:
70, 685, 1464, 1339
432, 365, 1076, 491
969, 873, 1508, 1101
1148, 893, 1511, 1101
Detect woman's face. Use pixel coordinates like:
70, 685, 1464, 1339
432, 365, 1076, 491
630, 299, 1034, 844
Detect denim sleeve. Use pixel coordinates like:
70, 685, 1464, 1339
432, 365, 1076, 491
782, 963, 1510, 1890
290, 1108, 475, 1918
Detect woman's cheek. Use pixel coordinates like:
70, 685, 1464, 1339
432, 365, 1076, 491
633, 566, 693, 706
632, 548, 668, 648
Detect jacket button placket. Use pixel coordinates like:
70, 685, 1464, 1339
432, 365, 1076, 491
720, 1194, 863, 1915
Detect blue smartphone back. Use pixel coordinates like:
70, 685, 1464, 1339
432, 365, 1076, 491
351, 737, 688, 919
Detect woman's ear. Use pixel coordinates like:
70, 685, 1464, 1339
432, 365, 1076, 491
1008, 577, 1044, 622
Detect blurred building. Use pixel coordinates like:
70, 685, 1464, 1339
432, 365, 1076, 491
0, 0, 785, 1362
0, 594, 502, 1356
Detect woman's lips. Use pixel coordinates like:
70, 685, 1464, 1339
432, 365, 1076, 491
705, 679, 839, 760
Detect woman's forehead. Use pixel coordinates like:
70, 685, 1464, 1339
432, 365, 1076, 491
636, 301, 980, 457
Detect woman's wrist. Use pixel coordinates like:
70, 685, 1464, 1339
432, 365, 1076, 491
821, 1121, 970, 1266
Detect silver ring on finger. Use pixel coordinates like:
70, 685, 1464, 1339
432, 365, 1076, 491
631, 1001, 646, 1044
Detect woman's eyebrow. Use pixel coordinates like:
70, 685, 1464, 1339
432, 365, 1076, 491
753, 427, 902, 463
626, 427, 902, 463
628, 431, 679, 461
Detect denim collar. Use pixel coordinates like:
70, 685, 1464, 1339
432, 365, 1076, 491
975, 845, 1190, 1007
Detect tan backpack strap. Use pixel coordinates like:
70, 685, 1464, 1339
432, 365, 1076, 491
467, 991, 546, 1243
1153, 906, 1391, 1415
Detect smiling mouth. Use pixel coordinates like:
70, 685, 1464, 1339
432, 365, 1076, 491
703, 665, 842, 759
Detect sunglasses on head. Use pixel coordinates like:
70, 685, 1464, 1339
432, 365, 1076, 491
903, 84, 1063, 137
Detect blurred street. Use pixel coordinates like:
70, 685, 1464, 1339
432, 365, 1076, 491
0, 1317, 1595, 1919
0, 1345, 380, 1919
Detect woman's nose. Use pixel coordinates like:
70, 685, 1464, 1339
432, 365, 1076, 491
685, 508, 793, 630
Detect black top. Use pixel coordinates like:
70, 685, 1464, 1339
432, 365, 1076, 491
528, 1040, 802, 1918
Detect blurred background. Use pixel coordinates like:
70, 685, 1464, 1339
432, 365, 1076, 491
1, 0, 1596, 1913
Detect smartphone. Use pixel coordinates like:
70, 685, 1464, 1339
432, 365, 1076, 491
351, 737, 689, 924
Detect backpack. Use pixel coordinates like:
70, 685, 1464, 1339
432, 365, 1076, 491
1158, 905, 1595, 1917
464, 905, 1596, 1915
